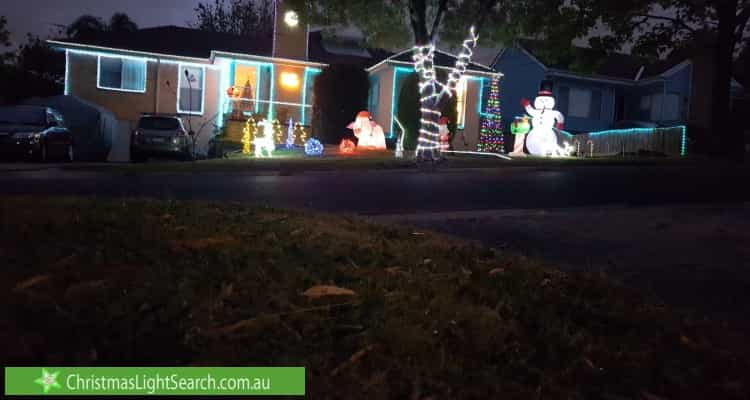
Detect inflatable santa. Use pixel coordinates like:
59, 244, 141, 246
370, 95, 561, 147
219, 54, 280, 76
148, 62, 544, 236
347, 111, 387, 149
521, 80, 566, 156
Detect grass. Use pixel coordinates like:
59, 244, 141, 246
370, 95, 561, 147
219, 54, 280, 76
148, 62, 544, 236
1, 197, 747, 399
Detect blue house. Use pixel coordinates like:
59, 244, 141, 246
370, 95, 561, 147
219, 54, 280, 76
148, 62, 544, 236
492, 42, 697, 134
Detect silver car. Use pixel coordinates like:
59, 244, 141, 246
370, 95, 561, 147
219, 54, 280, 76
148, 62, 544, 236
130, 115, 191, 162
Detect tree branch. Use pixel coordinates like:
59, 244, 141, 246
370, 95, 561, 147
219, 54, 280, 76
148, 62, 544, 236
735, 4, 750, 40
428, 0, 448, 42
632, 13, 698, 34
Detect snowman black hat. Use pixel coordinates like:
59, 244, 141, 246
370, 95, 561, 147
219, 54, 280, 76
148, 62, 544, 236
538, 79, 554, 97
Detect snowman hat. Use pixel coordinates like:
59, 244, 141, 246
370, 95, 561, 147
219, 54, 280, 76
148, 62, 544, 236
438, 116, 450, 125
538, 79, 554, 97
356, 111, 372, 119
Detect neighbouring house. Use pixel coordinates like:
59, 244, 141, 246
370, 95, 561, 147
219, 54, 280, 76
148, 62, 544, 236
492, 41, 745, 143
366, 50, 501, 150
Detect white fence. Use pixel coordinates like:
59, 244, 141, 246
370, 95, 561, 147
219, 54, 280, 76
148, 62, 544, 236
561, 126, 687, 157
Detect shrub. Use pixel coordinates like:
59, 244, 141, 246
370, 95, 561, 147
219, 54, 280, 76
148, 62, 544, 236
312, 64, 369, 144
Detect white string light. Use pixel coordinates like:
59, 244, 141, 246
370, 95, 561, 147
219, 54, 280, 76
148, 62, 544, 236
412, 27, 480, 160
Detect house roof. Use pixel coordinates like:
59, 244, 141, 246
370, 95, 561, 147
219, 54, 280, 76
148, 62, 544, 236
307, 31, 392, 66
52, 26, 274, 60
368, 48, 498, 75
52, 26, 392, 67
496, 40, 688, 82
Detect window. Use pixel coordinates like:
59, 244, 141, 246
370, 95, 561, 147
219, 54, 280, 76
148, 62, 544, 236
177, 65, 205, 115
649, 93, 680, 121
567, 88, 602, 119
232, 63, 259, 101
97, 56, 147, 92
456, 76, 468, 128
568, 88, 591, 118
368, 76, 380, 116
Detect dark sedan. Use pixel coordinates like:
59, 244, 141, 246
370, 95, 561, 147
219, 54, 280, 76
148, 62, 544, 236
0, 105, 74, 162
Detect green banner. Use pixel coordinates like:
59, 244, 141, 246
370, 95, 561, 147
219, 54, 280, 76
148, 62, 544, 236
4, 367, 304, 396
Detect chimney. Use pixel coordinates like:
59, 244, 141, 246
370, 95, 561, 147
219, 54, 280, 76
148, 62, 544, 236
272, 0, 308, 60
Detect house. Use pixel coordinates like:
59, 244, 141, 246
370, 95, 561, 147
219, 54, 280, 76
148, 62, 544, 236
492, 41, 706, 136
51, 0, 503, 156
49, 1, 377, 154
366, 49, 501, 150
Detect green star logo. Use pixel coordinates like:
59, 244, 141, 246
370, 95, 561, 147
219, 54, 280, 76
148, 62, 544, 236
34, 368, 62, 394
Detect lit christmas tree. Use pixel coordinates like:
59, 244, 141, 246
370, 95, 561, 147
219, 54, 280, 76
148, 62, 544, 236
477, 77, 504, 153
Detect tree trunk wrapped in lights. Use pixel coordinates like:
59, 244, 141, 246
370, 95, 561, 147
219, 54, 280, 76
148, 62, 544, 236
414, 27, 479, 161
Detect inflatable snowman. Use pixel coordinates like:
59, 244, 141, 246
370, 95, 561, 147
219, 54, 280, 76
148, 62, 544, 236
347, 111, 387, 149
521, 80, 565, 156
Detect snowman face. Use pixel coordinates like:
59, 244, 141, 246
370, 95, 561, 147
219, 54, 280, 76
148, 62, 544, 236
534, 96, 555, 110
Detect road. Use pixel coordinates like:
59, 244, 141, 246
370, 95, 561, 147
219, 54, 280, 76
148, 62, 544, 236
1, 163, 749, 212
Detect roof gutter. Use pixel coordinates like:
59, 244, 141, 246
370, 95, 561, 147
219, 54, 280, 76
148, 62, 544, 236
211, 50, 328, 68
47, 40, 213, 64
367, 59, 502, 78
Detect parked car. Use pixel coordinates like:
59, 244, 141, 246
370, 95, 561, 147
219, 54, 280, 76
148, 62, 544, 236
130, 115, 192, 162
0, 105, 74, 162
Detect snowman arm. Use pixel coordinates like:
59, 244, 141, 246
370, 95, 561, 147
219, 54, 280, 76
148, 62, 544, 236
555, 111, 565, 124
524, 104, 540, 118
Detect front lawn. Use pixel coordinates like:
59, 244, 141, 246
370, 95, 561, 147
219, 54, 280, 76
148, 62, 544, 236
1, 197, 746, 399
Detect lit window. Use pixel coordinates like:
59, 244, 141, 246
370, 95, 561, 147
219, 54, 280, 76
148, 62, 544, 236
456, 76, 468, 128
177, 65, 205, 115
97, 56, 146, 92
280, 72, 300, 89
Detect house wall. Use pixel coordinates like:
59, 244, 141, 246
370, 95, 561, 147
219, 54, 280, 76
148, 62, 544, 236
273, 63, 307, 122
493, 48, 546, 134
550, 77, 618, 133
66, 51, 220, 154
368, 67, 393, 137
622, 64, 691, 125
372, 64, 487, 150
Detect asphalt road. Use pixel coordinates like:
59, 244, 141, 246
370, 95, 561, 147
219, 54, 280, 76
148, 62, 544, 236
1, 163, 749, 213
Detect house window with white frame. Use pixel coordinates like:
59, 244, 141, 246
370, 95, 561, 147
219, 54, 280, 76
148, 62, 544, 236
566, 87, 602, 119
177, 65, 205, 115
97, 56, 147, 92
568, 88, 592, 118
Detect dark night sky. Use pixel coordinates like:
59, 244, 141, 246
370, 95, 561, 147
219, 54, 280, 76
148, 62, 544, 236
2, 0, 203, 47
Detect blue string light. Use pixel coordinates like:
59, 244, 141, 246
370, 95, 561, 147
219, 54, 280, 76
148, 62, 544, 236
304, 138, 324, 156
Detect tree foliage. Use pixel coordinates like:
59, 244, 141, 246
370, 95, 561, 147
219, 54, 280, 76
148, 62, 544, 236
66, 13, 139, 40
191, 0, 274, 38
0, 15, 11, 64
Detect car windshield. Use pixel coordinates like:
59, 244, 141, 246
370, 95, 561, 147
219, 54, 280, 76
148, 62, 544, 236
138, 117, 181, 131
0, 106, 46, 126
